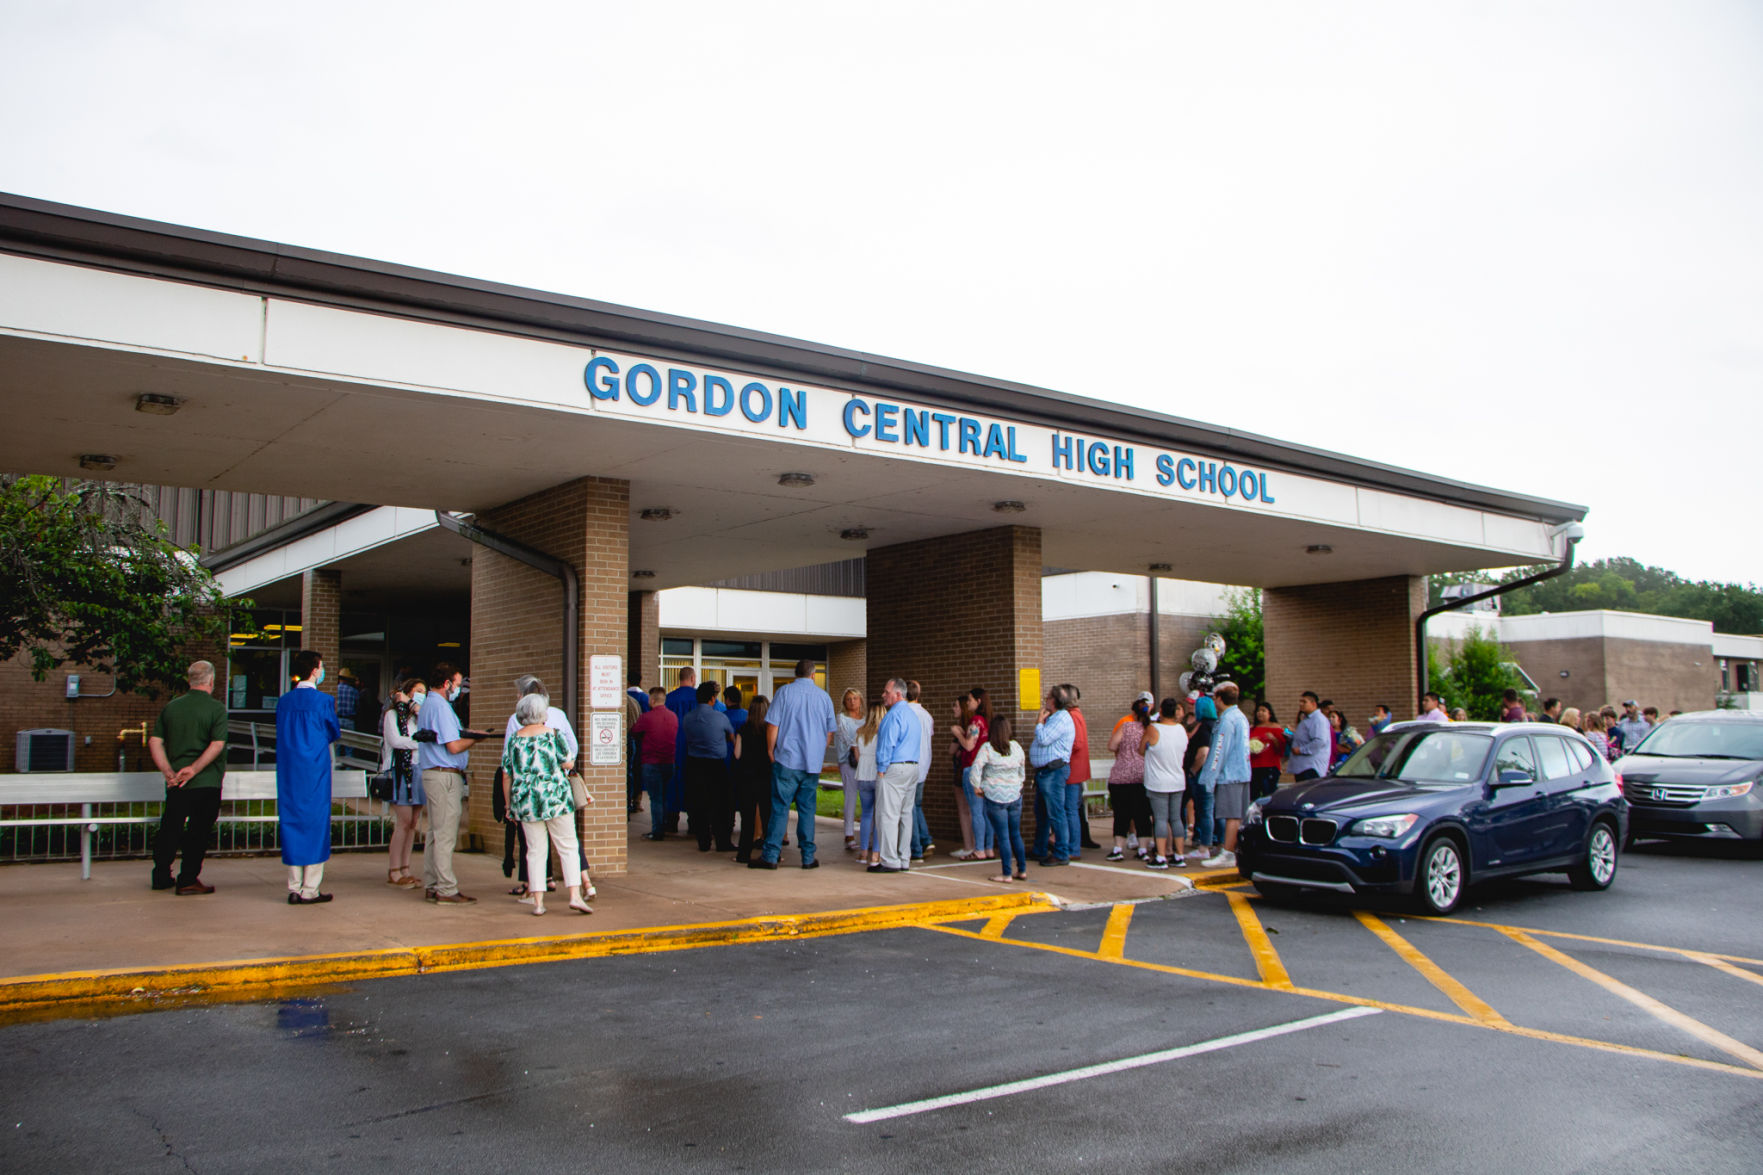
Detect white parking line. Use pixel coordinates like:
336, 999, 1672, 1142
843, 1006, 1382, 1123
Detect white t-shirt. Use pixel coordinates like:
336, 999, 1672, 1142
1142, 721, 1189, 793
504, 706, 580, 758
909, 702, 934, 785
855, 732, 879, 781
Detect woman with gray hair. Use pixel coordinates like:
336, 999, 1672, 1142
500, 692, 592, 915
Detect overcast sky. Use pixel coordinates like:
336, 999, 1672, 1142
4, 1, 1758, 583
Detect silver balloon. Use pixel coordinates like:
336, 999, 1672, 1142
1205, 632, 1227, 656
1190, 671, 1215, 694
1190, 647, 1217, 673
1178, 671, 1193, 694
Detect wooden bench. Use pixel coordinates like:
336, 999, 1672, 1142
0, 769, 369, 880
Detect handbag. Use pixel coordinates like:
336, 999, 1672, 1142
367, 771, 394, 802
847, 746, 858, 769
569, 772, 591, 809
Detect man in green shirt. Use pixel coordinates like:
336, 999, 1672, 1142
147, 660, 230, 895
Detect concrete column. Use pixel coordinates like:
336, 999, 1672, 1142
627, 590, 660, 696
300, 568, 342, 697
866, 526, 1042, 846
467, 476, 631, 874
1263, 575, 1427, 729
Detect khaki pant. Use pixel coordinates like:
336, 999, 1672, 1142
422, 770, 465, 896
876, 762, 917, 870
286, 863, 325, 898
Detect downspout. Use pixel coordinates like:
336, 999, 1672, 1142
433, 511, 579, 720
1416, 523, 1584, 705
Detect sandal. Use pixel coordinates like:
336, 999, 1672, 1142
950, 849, 975, 861
509, 884, 529, 896
568, 900, 593, 915
1013, 872, 1028, 881
531, 903, 546, 916
995, 874, 1012, 883
845, 836, 857, 851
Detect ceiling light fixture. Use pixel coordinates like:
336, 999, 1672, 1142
78, 454, 118, 472
839, 527, 870, 542
992, 500, 1026, 513
639, 508, 675, 522
777, 472, 815, 488
631, 569, 657, 579
134, 393, 182, 416
1148, 562, 1173, 573
1306, 544, 1334, 555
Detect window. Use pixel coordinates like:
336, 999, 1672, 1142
1494, 737, 1538, 781
1533, 736, 1574, 781
1564, 739, 1597, 773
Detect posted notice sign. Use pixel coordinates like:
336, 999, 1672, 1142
588, 711, 622, 766
590, 654, 622, 709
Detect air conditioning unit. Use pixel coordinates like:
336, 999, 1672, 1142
16, 729, 76, 772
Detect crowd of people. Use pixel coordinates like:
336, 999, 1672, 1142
141, 649, 1680, 904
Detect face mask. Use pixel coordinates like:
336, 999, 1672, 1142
411, 692, 426, 708
449, 686, 461, 702
315, 668, 325, 687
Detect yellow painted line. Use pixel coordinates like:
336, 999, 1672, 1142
925, 924, 1763, 1083
0, 893, 1056, 1014
1498, 928, 1763, 1072
1415, 915, 1763, 969
1353, 910, 1511, 1027
1688, 953, 1763, 990
1097, 903, 1134, 960
1226, 890, 1292, 989
980, 914, 1018, 940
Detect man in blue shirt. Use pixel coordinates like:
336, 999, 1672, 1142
664, 669, 699, 835
1029, 685, 1076, 865
682, 682, 736, 853
1199, 682, 1253, 868
1368, 704, 1393, 736
870, 677, 919, 873
1289, 691, 1331, 781
755, 659, 837, 869
417, 662, 486, 905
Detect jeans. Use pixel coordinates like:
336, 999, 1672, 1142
1034, 764, 1071, 862
985, 796, 1025, 875
857, 778, 878, 853
762, 765, 820, 864
1065, 781, 1086, 858
1190, 780, 1221, 847
641, 763, 670, 836
962, 767, 994, 851
912, 775, 930, 856
1032, 783, 1050, 857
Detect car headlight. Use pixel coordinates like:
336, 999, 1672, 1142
1353, 813, 1421, 839
1704, 781, 1755, 800
1242, 803, 1265, 827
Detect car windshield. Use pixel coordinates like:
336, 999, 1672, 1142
1630, 721, 1763, 761
1335, 728, 1494, 783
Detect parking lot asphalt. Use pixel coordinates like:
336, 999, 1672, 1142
3, 842, 1759, 1173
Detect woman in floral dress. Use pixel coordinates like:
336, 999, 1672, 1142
500, 692, 591, 915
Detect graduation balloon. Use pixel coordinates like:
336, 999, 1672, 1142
1190, 671, 1215, 694
1178, 671, 1193, 694
1190, 647, 1217, 673
1205, 632, 1227, 656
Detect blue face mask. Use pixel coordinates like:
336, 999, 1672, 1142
448, 686, 461, 702
411, 692, 426, 709
315, 668, 325, 687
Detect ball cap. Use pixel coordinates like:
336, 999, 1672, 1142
1135, 690, 1156, 709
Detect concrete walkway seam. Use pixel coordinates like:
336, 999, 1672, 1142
0, 892, 1057, 1013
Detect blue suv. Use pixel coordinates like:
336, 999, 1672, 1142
1236, 722, 1627, 915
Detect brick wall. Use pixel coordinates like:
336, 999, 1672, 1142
469, 476, 631, 875
627, 590, 660, 695
1043, 612, 1217, 723
827, 639, 868, 708
1264, 575, 1426, 730
866, 526, 1042, 844
300, 569, 341, 697
1501, 635, 1714, 716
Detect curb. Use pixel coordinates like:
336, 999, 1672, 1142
0, 891, 1057, 1015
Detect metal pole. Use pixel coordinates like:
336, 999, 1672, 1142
1416, 532, 1581, 705
1148, 574, 1161, 701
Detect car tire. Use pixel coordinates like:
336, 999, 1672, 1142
1412, 835, 1465, 916
1568, 820, 1619, 891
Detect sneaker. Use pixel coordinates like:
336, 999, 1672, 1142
1202, 850, 1237, 868
910, 856, 925, 865
1105, 849, 1124, 862
434, 892, 478, 905
1171, 855, 1188, 868
1146, 856, 1169, 870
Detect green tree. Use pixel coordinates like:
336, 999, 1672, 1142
0, 475, 235, 698
1211, 588, 1265, 705
1486, 557, 1763, 633
1435, 626, 1523, 721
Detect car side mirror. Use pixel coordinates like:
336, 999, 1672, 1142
1494, 769, 1535, 788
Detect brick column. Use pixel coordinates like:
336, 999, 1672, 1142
300, 569, 341, 696
827, 639, 867, 704
627, 590, 660, 695
468, 476, 631, 875
866, 526, 1042, 845
1263, 575, 1427, 729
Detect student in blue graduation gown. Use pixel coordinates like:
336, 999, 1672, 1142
277, 649, 342, 904
664, 667, 700, 833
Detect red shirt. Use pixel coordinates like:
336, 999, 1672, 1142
958, 714, 989, 769
1069, 708, 1091, 784
1250, 724, 1287, 771
632, 707, 678, 765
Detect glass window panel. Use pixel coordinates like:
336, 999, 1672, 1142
702, 640, 762, 658
770, 642, 828, 662
1534, 736, 1574, 781
662, 638, 694, 656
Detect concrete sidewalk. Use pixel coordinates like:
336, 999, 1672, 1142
0, 811, 1216, 1005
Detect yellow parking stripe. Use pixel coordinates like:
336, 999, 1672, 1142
980, 914, 1018, 940
1499, 928, 1763, 1072
1353, 911, 1511, 1027
1097, 903, 1134, 959
1688, 953, 1763, 990
921, 923, 1763, 1083
1226, 891, 1293, 989
1414, 916, 1763, 969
